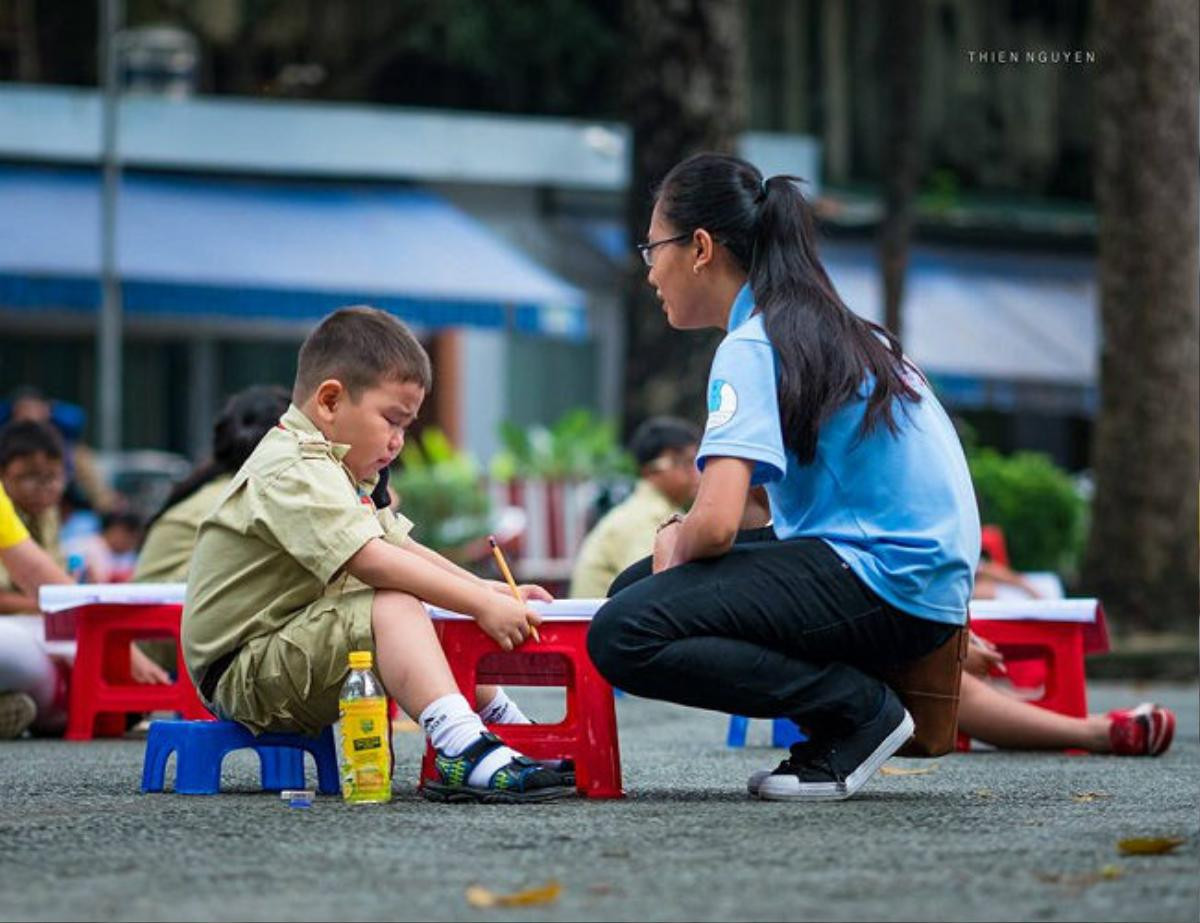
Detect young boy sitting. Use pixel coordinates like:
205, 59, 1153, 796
183, 306, 572, 803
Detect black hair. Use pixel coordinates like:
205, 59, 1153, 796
0, 420, 65, 467
629, 416, 701, 467
655, 153, 922, 464
144, 385, 290, 534
9, 385, 47, 405
101, 510, 143, 533
294, 305, 432, 402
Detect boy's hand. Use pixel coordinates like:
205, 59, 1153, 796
483, 580, 555, 602
130, 644, 171, 685
475, 593, 543, 652
965, 631, 1006, 677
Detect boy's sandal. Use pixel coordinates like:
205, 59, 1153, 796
422, 732, 575, 804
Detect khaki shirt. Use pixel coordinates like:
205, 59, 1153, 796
0, 503, 62, 591
569, 480, 678, 598
182, 404, 412, 681
133, 476, 232, 584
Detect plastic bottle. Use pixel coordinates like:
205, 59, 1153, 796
336, 650, 392, 804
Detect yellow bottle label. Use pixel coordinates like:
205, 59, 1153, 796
337, 696, 392, 803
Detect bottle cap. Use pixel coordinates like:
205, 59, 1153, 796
348, 650, 373, 670
281, 789, 315, 808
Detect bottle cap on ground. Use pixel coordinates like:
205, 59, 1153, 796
280, 789, 315, 808
348, 650, 373, 670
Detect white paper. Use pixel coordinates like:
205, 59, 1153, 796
970, 598, 1100, 624
38, 582, 187, 613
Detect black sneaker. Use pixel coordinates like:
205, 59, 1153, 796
757, 690, 914, 802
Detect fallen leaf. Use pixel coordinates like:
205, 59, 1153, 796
1117, 836, 1186, 856
879, 765, 936, 776
466, 881, 564, 909
975, 788, 993, 798
1098, 865, 1123, 880
1071, 791, 1112, 803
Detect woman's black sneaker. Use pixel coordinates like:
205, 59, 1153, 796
757, 690, 914, 802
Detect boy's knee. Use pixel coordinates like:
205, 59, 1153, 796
370, 589, 422, 624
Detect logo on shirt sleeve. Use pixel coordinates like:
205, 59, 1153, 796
706, 379, 738, 429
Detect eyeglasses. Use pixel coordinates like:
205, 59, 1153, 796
9, 473, 65, 491
636, 232, 691, 267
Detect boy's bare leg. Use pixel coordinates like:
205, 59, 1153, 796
475, 685, 501, 709
371, 589, 462, 719
958, 671, 1111, 751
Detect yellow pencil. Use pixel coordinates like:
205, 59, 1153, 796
489, 536, 540, 643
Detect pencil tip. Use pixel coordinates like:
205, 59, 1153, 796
488, 536, 498, 548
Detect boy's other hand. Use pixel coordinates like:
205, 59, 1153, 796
476, 593, 543, 651
130, 644, 171, 685
965, 631, 1006, 677
484, 580, 554, 603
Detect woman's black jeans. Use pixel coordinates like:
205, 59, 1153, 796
586, 529, 955, 741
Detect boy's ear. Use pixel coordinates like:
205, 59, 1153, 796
312, 379, 345, 418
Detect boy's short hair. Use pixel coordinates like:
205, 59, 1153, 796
629, 416, 701, 467
101, 510, 142, 533
293, 306, 432, 403
0, 420, 65, 468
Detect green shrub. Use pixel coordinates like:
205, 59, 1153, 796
968, 447, 1088, 576
391, 428, 491, 555
490, 408, 634, 481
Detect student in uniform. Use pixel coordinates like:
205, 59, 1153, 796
569, 416, 700, 599
135, 386, 291, 584
587, 153, 980, 802
183, 307, 573, 802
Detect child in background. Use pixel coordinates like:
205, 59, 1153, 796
64, 511, 143, 583
135, 386, 291, 584
570, 416, 701, 598
183, 306, 573, 802
0, 421, 68, 613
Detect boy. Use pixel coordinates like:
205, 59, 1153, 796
570, 416, 701, 598
183, 306, 571, 803
0, 420, 67, 613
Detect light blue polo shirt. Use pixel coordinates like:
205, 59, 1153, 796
697, 285, 979, 625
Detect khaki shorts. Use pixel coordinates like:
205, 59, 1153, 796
211, 587, 376, 736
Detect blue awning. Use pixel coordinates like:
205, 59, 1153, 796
0, 166, 587, 339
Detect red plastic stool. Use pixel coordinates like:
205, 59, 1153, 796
971, 619, 1089, 717
61, 603, 212, 740
418, 617, 623, 798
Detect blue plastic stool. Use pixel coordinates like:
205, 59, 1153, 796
726, 716, 807, 748
141, 720, 340, 795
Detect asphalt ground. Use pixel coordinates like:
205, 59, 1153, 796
0, 681, 1195, 923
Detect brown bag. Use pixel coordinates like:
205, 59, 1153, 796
877, 624, 969, 758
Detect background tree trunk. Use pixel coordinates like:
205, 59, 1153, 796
620, 0, 746, 433
877, 0, 924, 341
1082, 0, 1199, 631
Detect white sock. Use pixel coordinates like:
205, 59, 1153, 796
419, 692, 518, 788
477, 687, 531, 725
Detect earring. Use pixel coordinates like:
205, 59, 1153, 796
692, 265, 700, 274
